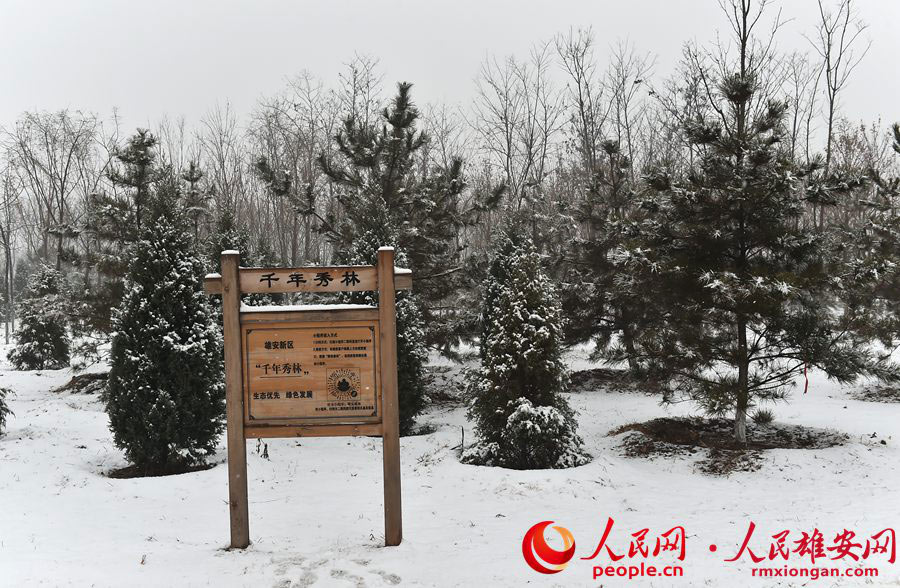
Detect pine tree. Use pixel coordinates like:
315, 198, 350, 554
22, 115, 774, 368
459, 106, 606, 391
625, 4, 896, 443
8, 265, 70, 370
318, 82, 468, 352
181, 160, 210, 243
203, 209, 281, 307
72, 130, 162, 363
106, 129, 159, 234
463, 234, 588, 469
204, 209, 251, 272
565, 139, 651, 375
341, 230, 428, 434
105, 188, 224, 473
850, 123, 900, 363
315, 82, 468, 431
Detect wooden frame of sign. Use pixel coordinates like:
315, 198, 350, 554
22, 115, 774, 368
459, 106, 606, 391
204, 247, 408, 549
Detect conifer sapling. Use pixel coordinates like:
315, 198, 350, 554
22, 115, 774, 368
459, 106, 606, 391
105, 192, 224, 473
463, 234, 589, 469
8, 265, 70, 370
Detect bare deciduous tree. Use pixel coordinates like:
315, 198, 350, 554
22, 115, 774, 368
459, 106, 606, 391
809, 0, 871, 175
5, 111, 100, 268
605, 40, 654, 181
472, 42, 564, 211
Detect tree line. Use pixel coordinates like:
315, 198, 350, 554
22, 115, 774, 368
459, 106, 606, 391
2, 0, 898, 468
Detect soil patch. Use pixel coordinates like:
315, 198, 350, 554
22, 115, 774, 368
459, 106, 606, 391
425, 365, 467, 404
852, 385, 900, 404
611, 417, 847, 475
53, 372, 108, 395
405, 423, 439, 436
569, 368, 655, 393
107, 461, 218, 479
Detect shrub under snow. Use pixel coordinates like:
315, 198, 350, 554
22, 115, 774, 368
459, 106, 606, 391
463, 234, 589, 470
8, 265, 70, 371
105, 207, 224, 473
0, 387, 12, 436
463, 397, 588, 469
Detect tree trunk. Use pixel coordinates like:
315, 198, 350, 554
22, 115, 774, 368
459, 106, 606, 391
620, 307, 640, 375
3, 256, 8, 345
290, 215, 298, 266
734, 316, 749, 444
56, 231, 64, 271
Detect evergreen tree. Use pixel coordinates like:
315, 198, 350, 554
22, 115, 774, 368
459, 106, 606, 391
204, 208, 252, 272
106, 129, 160, 233
565, 139, 651, 375
463, 234, 588, 469
0, 387, 11, 436
203, 209, 281, 307
625, 7, 897, 443
8, 265, 70, 370
341, 229, 428, 434
105, 188, 224, 473
181, 160, 210, 243
72, 130, 162, 362
849, 122, 900, 362
314, 82, 469, 431
318, 82, 468, 352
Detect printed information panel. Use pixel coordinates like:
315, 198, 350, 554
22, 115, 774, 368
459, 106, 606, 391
243, 321, 379, 422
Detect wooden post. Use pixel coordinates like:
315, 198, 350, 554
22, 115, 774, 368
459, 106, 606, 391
377, 247, 402, 546
222, 251, 250, 548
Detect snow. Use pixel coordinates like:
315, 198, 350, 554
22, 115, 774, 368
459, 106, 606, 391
2, 345, 900, 586
239, 303, 376, 313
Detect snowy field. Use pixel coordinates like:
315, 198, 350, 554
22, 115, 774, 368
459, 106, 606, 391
2, 346, 900, 587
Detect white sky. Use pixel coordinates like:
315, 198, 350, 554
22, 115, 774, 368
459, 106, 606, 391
1, 0, 897, 133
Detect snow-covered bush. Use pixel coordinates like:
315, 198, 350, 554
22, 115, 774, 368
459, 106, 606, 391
106, 205, 224, 473
463, 234, 589, 469
0, 387, 12, 436
8, 265, 70, 370
463, 398, 587, 469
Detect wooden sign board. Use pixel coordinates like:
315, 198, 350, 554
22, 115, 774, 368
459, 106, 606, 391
242, 319, 381, 423
205, 248, 406, 550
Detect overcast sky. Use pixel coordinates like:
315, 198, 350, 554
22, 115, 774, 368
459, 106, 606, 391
1, 0, 897, 133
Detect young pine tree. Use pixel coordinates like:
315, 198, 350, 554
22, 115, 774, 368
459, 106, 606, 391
341, 229, 428, 435
848, 123, 900, 369
463, 234, 588, 469
204, 209, 282, 307
318, 82, 468, 352
73, 129, 162, 363
105, 188, 224, 474
0, 387, 11, 435
8, 265, 70, 370
627, 1, 895, 443
565, 139, 651, 376
317, 82, 465, 431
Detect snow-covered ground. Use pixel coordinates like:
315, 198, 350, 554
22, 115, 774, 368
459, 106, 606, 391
2, 346, 900, 587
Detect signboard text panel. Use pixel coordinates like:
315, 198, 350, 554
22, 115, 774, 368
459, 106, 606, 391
243, 320, 380, 422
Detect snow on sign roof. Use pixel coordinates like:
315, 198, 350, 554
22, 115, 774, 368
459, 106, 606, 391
239, 303, 376, 313
221, 249, 240, 255
394, 267, 412, 275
